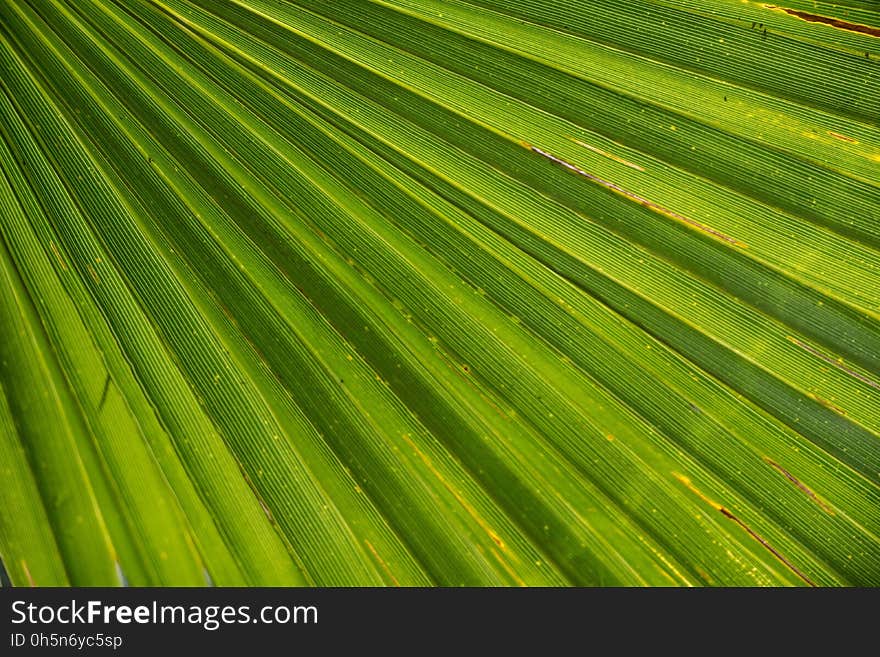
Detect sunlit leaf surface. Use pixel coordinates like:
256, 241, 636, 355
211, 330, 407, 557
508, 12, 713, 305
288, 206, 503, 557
1, 0, 878, 586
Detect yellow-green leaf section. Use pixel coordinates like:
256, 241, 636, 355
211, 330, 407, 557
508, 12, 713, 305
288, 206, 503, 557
0, 0, 877, 586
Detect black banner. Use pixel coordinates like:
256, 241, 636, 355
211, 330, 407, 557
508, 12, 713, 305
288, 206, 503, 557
0, 587, 873, 652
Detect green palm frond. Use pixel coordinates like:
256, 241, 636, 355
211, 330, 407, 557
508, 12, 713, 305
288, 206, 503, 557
1, 0, 878, 586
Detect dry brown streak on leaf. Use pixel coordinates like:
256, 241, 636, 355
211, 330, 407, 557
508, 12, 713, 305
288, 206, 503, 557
765, 5, 880, 38
827, 131, 858, 144
787, 336, 880, 391
763, 457, 835, 514
807, 392, 847, 416
523, 142, 747, 247
568, 137, 645, 171
717, 507, 816, 587
674, 473, 816, 586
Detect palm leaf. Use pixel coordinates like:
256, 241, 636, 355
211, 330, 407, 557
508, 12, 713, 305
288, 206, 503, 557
0, 0, 878, 586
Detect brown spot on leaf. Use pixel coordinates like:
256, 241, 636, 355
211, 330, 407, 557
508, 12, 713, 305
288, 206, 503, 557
718, 507, 816, 586
808, 393, 847, 416
569, 137, 645, 171
674, 473, 816, 586
524, 143, 746, 247
765, 5, 880, 37
764, 458, 835, 514
827, 131, 858, 144
787, 336, 880, 391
